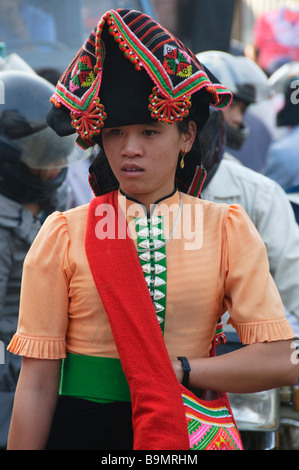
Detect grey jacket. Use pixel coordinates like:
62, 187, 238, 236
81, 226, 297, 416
0, 195, 42, 335
0, 184, 69, 448
0, 183, 69, 334
202, 155, 299, 328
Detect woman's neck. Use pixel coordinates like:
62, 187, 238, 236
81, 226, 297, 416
119, 187, 177, 214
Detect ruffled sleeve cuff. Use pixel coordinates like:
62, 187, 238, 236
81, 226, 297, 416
7, 333, 66, 360
227, 317, 295, 345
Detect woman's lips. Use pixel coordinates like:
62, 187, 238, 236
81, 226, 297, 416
121, 164, 144, 175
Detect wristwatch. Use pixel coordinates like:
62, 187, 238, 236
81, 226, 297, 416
177, 356, 191, 387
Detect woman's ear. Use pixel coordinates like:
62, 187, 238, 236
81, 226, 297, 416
184, 120, 197, 153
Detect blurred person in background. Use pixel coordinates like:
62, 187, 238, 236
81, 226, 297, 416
35, 65, 94, 209
0, 69, 79, 449
0, 0, 56, 44
197, 108, 299, 335
197, 51, 274, 173
262, 62, 299, 193
252, 6, 299, 76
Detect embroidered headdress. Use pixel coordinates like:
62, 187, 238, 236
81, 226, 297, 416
47, 9, 232, 149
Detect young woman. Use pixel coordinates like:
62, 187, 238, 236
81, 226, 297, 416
7, 9, 298, 451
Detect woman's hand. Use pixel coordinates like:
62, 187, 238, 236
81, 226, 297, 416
172, 359, 184, 384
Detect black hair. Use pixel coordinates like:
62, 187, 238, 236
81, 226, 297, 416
175, 118, 203, 193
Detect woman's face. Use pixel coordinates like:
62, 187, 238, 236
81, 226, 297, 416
101, 121, 196, 206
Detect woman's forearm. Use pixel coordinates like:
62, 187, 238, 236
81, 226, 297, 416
7, 357, 61, 450
7, 383, 58, 450
174, 340, 299, 394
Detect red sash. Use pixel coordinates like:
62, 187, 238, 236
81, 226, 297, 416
85, 190, 189, 450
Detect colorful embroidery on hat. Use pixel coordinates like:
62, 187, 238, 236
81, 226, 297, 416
104, 9, 231, 122
50, 9, 232, 148
163, 45, 192, 79
69, 55, 96, 92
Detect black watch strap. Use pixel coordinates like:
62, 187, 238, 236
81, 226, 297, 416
177, 356, 191, 387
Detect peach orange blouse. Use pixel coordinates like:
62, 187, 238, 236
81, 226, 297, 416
8, 191, 294, 360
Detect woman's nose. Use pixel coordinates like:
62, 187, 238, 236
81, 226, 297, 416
120, 135, 142, 158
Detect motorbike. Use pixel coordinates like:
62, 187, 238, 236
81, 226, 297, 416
217, 329, 299, 450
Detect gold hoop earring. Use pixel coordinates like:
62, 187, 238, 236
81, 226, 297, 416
180, 151, 187, 169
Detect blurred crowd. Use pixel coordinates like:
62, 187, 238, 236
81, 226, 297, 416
0, 0, 299, 450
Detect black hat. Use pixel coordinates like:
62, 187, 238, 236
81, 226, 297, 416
47, 9, 232, 149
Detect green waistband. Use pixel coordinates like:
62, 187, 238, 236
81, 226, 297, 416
60, 353, 131, 403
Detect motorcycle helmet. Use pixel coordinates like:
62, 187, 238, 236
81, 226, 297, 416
268, 61, 299, 127
196, 51, 271, 149
0, 70, 83, 203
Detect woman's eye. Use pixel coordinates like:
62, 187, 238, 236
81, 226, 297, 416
143, 129, 157, 136
111, 129, 122, 135
102, 129, 121, 138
